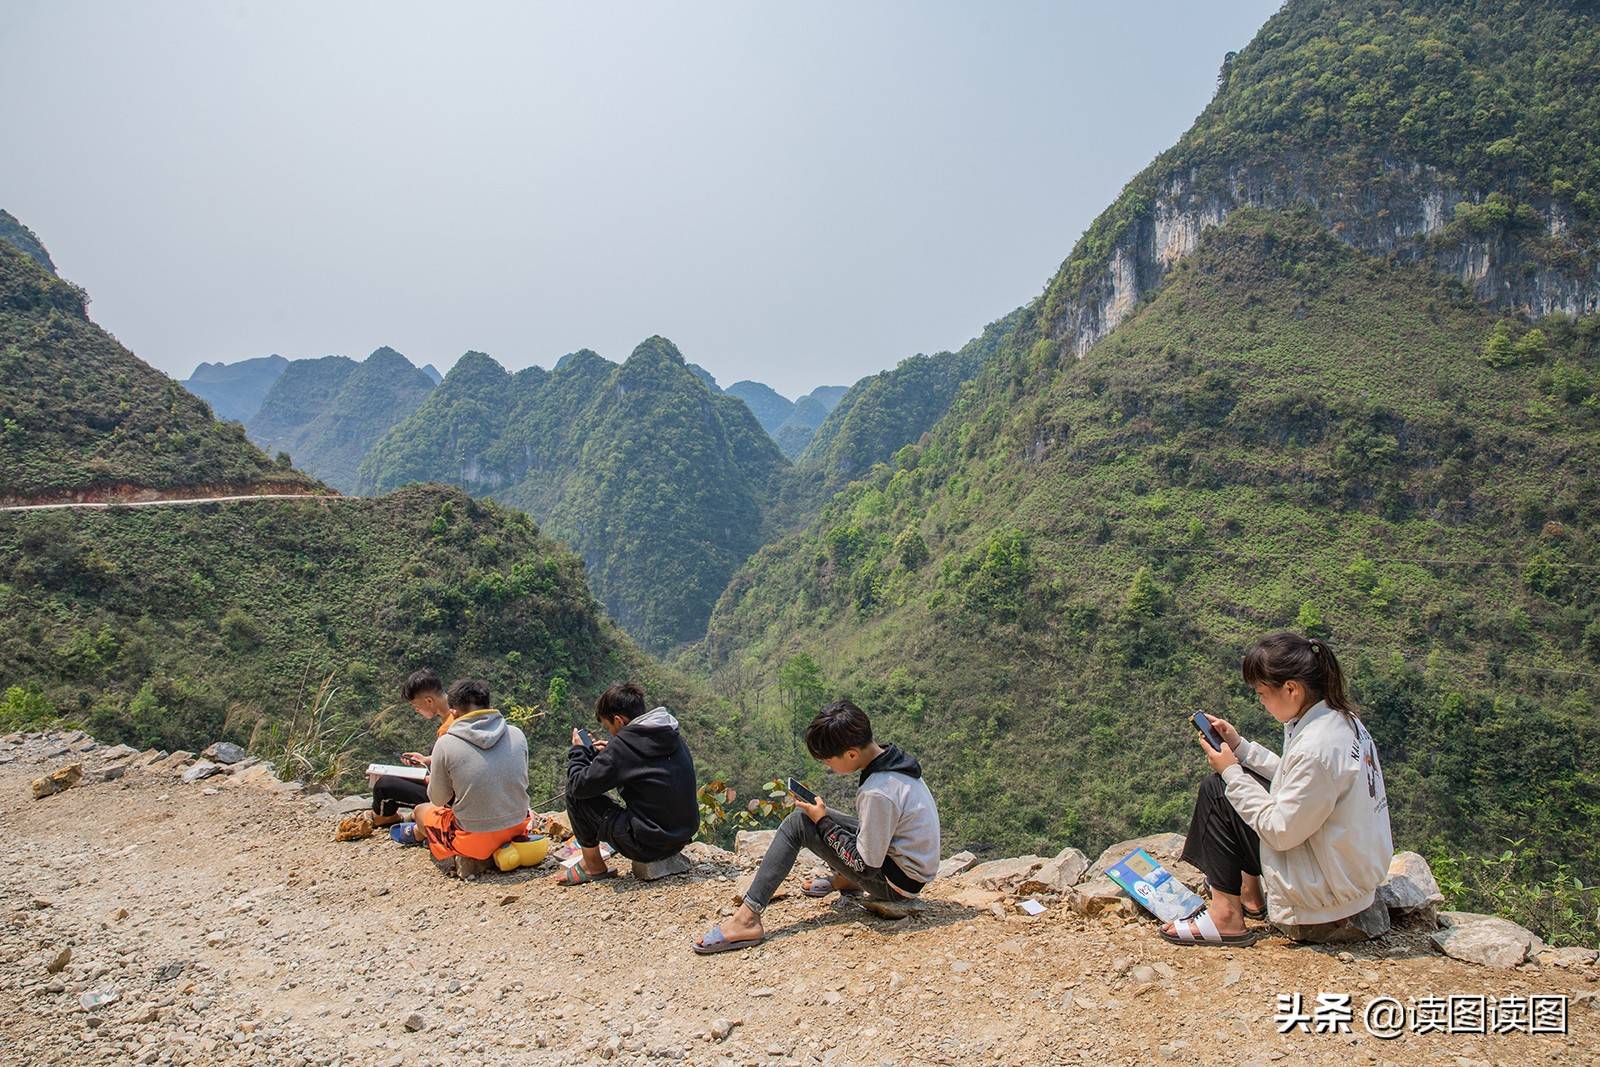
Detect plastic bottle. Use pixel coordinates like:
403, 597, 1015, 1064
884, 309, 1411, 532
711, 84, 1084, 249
492, 836, 550, 872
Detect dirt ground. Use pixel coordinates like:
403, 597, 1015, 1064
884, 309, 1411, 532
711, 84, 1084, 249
1, 732, 1596, 1067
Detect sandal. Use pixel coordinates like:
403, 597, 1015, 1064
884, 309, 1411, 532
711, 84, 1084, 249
1159, 910, 1262, 948
692, 924, 764, 955
1243, 903, 1268, 921
554, 863, 618, 886
801, 876, 861, 898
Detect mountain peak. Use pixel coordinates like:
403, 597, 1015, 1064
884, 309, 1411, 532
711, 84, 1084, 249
0, 210, 56, 275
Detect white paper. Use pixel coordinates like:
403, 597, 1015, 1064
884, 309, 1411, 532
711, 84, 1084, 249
1018, 898, 1047, 916
366, 763, 426, 781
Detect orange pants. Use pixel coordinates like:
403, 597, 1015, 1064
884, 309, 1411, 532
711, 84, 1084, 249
414, 803, 530, 861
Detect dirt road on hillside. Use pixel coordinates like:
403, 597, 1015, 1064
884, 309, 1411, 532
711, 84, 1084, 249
0, 733, 1596, 1067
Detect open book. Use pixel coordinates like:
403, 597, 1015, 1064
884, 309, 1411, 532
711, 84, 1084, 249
1105, 847, 1204, 922
366, 763, 427, 782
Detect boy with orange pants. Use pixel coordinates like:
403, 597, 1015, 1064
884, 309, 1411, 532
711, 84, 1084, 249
412, 678, 530, 876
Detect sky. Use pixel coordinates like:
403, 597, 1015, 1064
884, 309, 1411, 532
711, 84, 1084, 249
2, 1, 1282, 397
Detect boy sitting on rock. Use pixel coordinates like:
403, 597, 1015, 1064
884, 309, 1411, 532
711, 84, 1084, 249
412, 678, 531, 878
557, 682, 698, 884
693, 699, 940, 953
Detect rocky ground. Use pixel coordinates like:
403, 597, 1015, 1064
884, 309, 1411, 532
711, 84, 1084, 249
1, 730, 1597, 1067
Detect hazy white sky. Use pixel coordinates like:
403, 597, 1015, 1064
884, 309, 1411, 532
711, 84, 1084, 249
2, 1, 1281, 396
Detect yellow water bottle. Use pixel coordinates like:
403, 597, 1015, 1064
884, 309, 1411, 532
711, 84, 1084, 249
493, 836, 550, 872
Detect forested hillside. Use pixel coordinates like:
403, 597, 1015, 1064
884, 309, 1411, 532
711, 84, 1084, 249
0, 239, 313, 503
245, 347, 436, 492
358, 338, 791, 651
710, 209, 1600, 887
704, 0, 1600, 906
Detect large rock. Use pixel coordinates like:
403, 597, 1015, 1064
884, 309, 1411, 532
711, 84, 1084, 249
98, 744, 140, 762
936, 851, 977, 879
1068, 875, 1138, 918
1430, 911, 1545, 969
202, 742, 247, 765
733, 828, 822, 870
1019, 848, 1090, 896
31, 763, 83, 799
1537, 946, 1599, 969
154, 750, 193, 772
957, 855, 1047, 893
1087, 833, 1203, 889
1279, 897, 1392, 944
180, 760, 223, 784
1376, 851, 1445, 925
681, 841, 736, 865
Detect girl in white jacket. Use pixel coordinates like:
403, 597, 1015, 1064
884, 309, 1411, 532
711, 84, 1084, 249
1161, 632, 1393, 947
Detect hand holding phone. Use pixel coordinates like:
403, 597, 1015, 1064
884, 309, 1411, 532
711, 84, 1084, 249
786, 776, 817, 805
575, 728, 594, 750
1191, 711, 1225, 752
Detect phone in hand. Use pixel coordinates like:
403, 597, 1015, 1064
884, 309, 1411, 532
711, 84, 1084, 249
577, 728, 594, 750
787, 777, 817, 805
1191, 711, 1225, 752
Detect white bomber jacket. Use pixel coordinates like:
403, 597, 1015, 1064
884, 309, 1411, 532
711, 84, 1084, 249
1222, 701, 1394, 926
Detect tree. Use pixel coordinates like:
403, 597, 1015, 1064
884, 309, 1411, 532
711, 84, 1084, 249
778, 653, 826, 725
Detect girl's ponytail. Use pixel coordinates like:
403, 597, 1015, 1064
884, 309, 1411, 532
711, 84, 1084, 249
1242, 632, 1359, 718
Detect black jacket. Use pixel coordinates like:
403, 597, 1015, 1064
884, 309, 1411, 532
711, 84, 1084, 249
567, 707, 698, 854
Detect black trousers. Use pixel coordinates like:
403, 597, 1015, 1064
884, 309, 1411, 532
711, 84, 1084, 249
566, 793, 681, 864
1179, 770, 1270, 896
372, 774, 429, 818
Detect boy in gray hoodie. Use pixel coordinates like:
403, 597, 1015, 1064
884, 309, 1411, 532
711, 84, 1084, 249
413, 678, 531, 876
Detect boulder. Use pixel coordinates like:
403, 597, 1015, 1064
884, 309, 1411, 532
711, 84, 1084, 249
333, 795, 373, 815
202, 742, 247, 765
733, 828, 822, 869
1279, 897, 1392, 944
180, 760, 223, 784
31, 763, 83, 800
631, 852, 691, 881
231, 764, 281, 787
1019, 848, 1090, 896
956, 855, 1047, 893
936, 851, 977, 879
154, 750, 193, 772
1430, 912, 1545, 969
1068, 875, 1138, 918
1087, 833, 1203, 889
100, 765, 128, 783
99, 744, 140, 762
134, 749, 166, 768
1376, 851, 1445, 925
533, 811, 572, 842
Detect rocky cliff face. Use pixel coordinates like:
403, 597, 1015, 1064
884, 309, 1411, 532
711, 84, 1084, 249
1054, 153, 1600, 358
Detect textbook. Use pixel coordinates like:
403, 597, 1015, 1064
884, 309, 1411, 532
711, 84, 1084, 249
1105, 848, 1204, 923
365, 763, 427, 782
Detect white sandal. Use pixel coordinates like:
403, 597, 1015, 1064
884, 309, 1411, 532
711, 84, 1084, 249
1159, 910, 1262, 947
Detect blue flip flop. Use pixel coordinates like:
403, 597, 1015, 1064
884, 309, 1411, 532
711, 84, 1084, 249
692, 924, 764, 955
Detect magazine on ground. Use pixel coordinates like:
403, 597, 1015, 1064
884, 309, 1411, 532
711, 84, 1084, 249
1105, 847, 1205, 922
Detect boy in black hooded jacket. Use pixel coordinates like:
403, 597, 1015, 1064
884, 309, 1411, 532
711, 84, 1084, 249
557, 682, 698, 884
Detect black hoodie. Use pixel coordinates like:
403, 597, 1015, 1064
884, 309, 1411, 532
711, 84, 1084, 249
567, 706, 698, 854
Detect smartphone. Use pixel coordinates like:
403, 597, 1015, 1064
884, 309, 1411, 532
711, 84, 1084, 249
787, 777, 817, 805
577, 728, 594, 750
1191, 711, 1225, 751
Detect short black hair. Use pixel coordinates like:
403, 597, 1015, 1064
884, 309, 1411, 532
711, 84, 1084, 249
596, 682, 648, 722
804, 699, 872, 759
401, 668, 443, 702
446, 678, 491, 712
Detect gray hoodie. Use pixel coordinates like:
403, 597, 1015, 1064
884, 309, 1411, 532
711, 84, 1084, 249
428, 709, 530, 833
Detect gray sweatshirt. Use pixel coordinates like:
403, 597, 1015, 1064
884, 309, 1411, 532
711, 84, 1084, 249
427, 709, 530, 833
849, 743, 941, 885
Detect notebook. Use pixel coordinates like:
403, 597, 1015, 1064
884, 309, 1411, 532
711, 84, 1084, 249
366, 763, 427, 782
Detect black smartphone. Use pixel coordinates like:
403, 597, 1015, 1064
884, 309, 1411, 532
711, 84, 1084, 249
1191, 711, 1225, 751
787, 777, 817, 805
577, 728, 594, 750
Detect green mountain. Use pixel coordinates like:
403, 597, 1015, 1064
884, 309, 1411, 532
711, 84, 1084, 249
359, 338, 791, 651
0, 210, 55, 274
704, 0, 1600, 929
183, 354, 289, 424
0, 239, 312, 504
769, 385, 849, 460
725, 381, 795, 435
0, 236, 702, 797
791, 323, 1020, 497
246, 348, 436, 493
